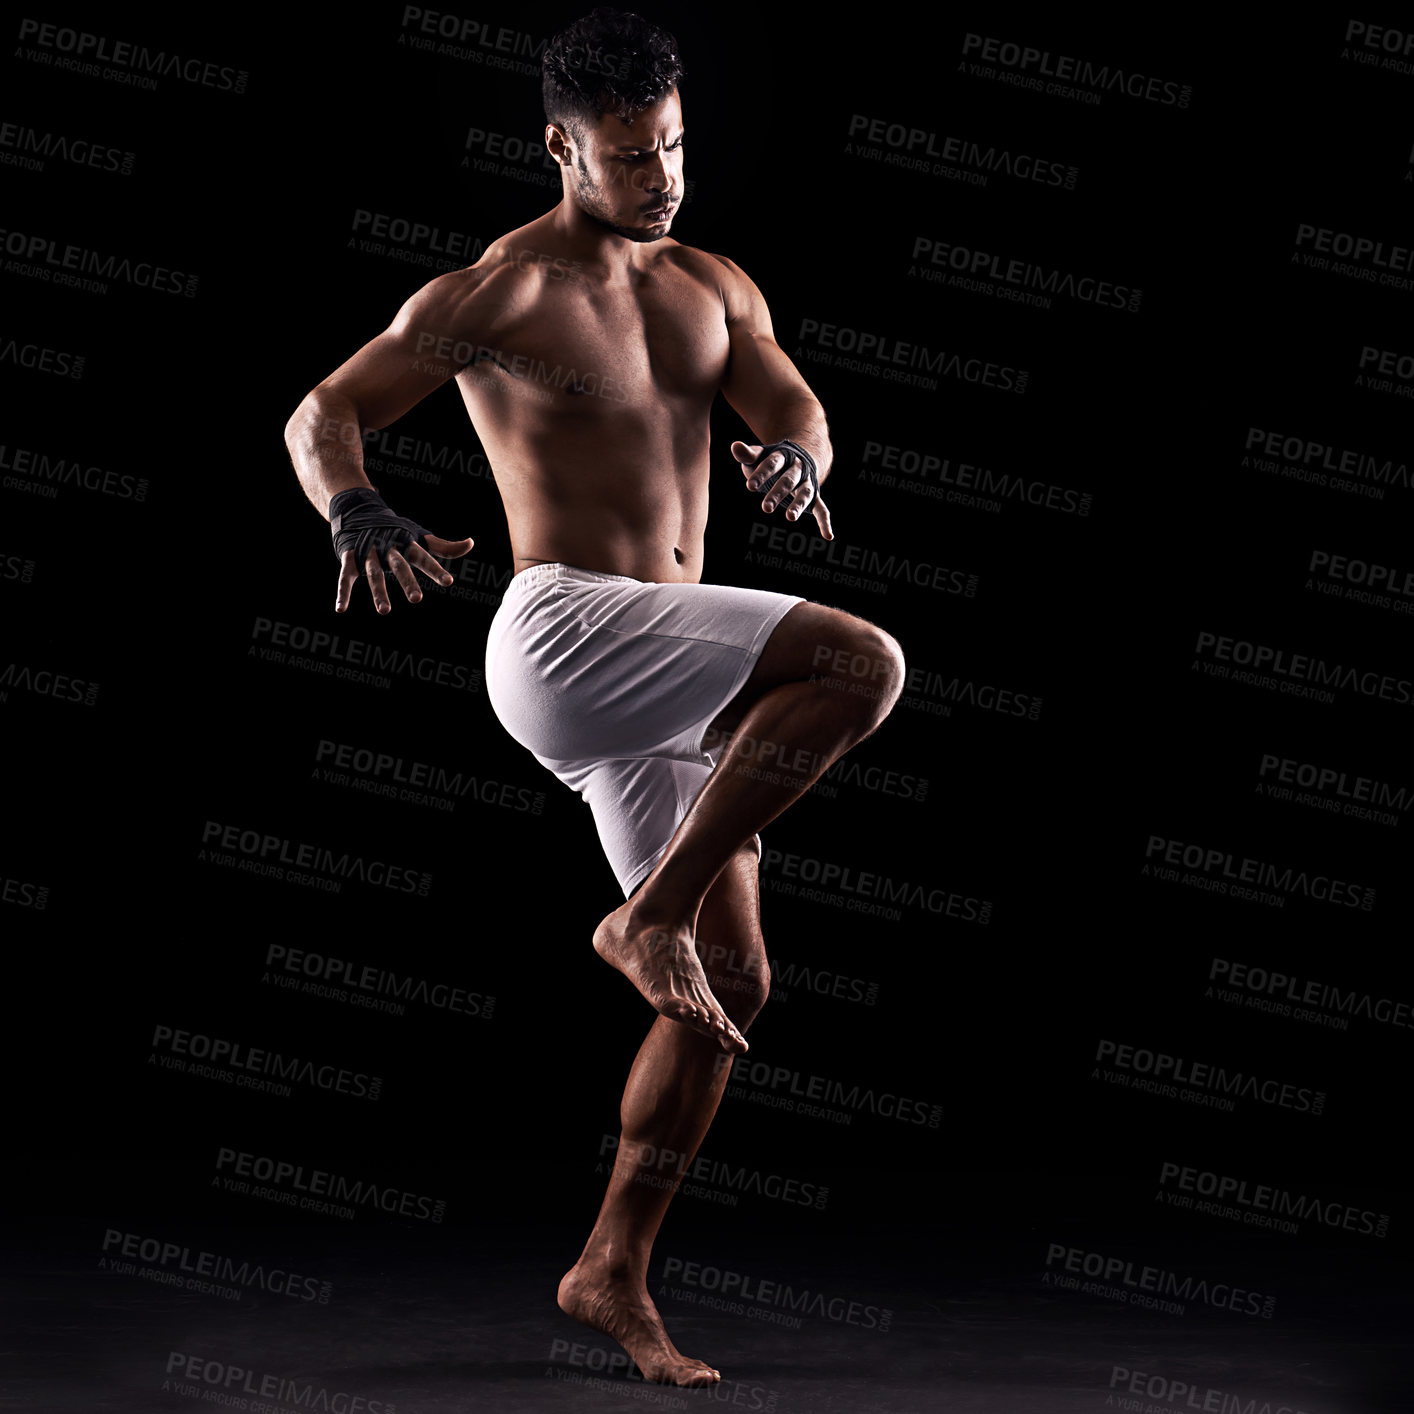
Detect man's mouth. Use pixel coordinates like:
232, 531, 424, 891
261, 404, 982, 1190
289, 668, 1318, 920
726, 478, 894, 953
642, 204, 675, 221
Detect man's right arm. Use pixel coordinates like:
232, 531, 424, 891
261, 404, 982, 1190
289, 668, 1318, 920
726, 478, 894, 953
284, 268, 482, 611
285, 267, 481, 516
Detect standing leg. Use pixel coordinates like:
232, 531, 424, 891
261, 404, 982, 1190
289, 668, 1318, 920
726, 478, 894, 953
559, 845, 770, 1386
594, 602, 904, 1051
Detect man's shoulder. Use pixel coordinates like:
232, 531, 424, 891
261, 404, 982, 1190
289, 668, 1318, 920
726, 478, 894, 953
396, 218, 559, 327
472, 213, 581, 284
661, 243, 761, 315
673, 246, 773, 331
665, 242, 749, 283
396, 263, 492, 320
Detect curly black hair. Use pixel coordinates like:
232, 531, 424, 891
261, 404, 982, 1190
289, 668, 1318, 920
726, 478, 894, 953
542, 8, 684, 142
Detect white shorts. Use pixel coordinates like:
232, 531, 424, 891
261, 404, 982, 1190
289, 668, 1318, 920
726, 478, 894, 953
485, 562, 804, 897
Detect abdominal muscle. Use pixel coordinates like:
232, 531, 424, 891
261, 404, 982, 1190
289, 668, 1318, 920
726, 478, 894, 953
455, 366, 715, 586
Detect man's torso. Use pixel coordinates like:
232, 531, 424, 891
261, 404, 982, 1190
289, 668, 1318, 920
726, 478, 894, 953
440, 213, 736, 584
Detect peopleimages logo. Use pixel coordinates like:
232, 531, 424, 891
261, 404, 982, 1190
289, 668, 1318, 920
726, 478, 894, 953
214, 1147, 447, 1222
1294, 223, 1414, 285
1107, 1368, 1311, 1414
0, 441, 148, 499
723, 1054, 942, 1129
1307, 549, 1414, 604
0, 661, 99, 706
1243, 426, 1411, 498
845, 114, 1079, 189
1257, 752, 1411, 824
250, 617, 482, 693
1043, 1242, 1274, 1318
0, 121, 135, 175
15, 20, 250, 92
200, 821, 433, 897
597, 1135, 828, 1211
0, 335, 84, 378
1143, 834, 1374, 910
1094, 1038, 1325, 1115
861, 439, 1093, 516
0, 226, 196, 295
351, 207, 479, 255
910, 236, 1141, 312
162, 1354, 389, 1412
100, 1229, 329, 1304
961, 33, 1192, 107
795, 317, 1026, 393
264, 942, 494, 1019
746, 522, 979, 597
760, 847, 991, 924
661, 1257, 893, 1332
1210, 957, 1412, 1030
1192, 629, 1412, 707
1156, 1159, 1390, 1238
149, 1024, 382, 1101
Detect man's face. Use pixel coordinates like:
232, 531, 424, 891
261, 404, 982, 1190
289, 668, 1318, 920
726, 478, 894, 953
561, 89, 684, 242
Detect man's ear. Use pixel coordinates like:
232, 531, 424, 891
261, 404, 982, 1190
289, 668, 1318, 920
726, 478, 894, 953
545, 122, 574, 166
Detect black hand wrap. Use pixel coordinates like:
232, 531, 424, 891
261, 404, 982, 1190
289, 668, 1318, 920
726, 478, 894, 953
752, 439, 819, 509
329, 487, 430, 571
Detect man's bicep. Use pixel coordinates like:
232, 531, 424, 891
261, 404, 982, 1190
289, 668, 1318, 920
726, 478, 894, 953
713, 254, 819, 430
315, 270, 480, 431
721, 325, 818, 432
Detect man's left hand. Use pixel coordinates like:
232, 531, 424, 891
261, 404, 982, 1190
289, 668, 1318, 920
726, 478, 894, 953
732, 440, 834, 540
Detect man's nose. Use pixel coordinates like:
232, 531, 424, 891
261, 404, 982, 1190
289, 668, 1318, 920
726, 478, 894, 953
640, 152, 674, 195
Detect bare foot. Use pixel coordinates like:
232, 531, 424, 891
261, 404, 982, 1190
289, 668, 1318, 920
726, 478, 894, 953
558, 1260, 721, 1386
593, 902, 748, 1053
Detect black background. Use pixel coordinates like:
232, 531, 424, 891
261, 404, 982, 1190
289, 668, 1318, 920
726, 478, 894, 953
5, 8, 1411, 1412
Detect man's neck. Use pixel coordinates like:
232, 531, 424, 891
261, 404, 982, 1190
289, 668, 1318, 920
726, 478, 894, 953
549, 199, 658, 277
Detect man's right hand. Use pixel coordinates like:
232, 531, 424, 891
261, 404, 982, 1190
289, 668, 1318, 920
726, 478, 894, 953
336, 533, 474, 614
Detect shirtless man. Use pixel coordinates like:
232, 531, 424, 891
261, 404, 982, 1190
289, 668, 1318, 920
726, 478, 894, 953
285, 8, 905, 1388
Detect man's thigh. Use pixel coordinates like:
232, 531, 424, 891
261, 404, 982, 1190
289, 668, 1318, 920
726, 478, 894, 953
487, 569, 802, 764
706, 600, 903, 741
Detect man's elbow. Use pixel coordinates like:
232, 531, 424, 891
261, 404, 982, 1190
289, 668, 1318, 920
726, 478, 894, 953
284, 388, 321, 448
285, 385, 357, 450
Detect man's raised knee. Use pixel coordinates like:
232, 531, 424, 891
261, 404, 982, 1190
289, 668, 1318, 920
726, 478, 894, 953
810, 623, 906, 722
728, 957, 770, 1030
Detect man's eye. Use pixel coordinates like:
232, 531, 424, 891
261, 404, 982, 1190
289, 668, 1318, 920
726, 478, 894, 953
619, 143, 682, 161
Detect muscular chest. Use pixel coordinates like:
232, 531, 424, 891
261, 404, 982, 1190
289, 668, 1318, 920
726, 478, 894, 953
472, 268, 729, 410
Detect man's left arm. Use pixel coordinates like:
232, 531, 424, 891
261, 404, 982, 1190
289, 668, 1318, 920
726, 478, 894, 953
713, 254, 834, 541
